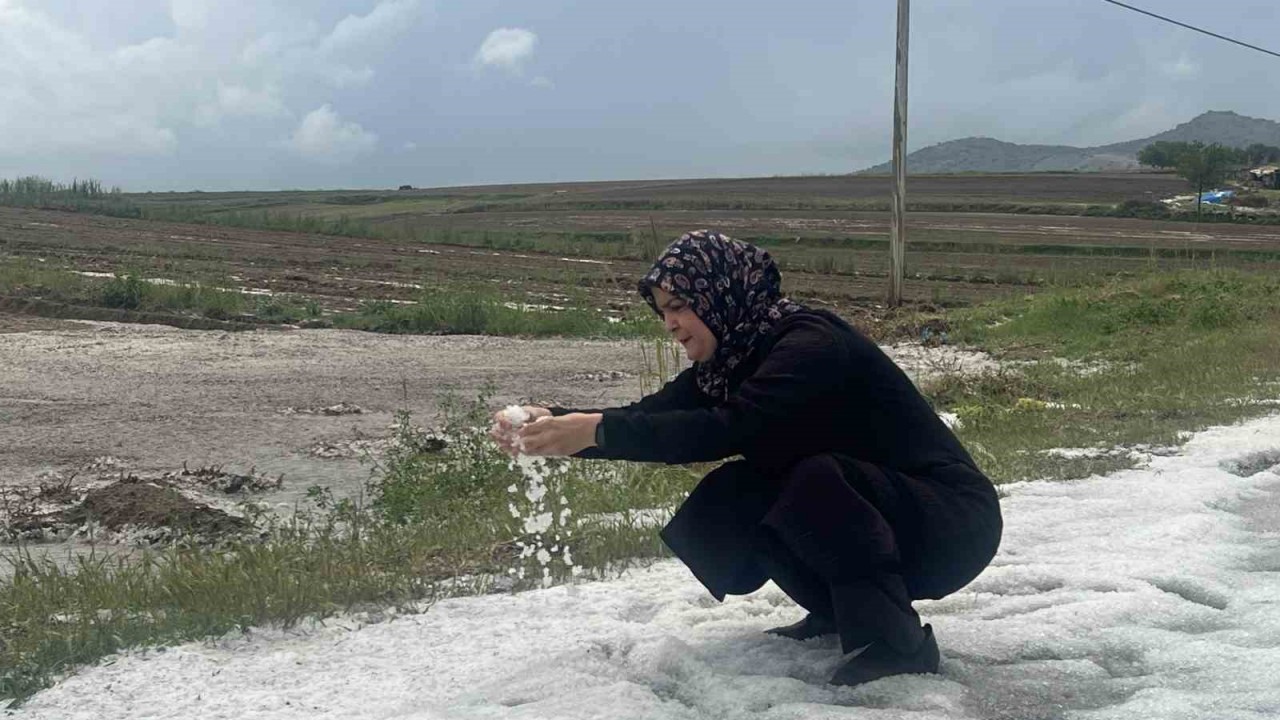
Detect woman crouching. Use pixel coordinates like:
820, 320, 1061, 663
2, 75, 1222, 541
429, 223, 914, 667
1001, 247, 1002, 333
491, 230, 1002, 687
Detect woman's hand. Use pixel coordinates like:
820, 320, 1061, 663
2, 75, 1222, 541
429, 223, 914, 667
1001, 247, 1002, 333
489, 406, 552, 457
518, 413, 602, 457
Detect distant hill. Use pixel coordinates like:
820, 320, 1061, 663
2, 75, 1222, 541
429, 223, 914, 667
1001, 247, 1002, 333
859, 111, 1280, 174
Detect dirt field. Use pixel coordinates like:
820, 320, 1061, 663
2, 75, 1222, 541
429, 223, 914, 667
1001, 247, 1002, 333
0, 318, 648, 493
137, 172, 1192, 208
407, 208, 1280, 250
1, 206, 1035, 311
6, 201, 1280, 324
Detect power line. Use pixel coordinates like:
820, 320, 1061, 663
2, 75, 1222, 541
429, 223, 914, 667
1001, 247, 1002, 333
1102, 0, 1280, 60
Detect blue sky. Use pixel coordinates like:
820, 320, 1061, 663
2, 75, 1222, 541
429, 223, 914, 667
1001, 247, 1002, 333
1, 0, 1278, 190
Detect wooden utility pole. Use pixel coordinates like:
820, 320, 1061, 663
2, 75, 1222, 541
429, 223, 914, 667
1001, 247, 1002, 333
888, 0, 910, 306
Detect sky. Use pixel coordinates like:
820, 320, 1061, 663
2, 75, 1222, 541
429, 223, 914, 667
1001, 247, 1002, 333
15, 411, 1280, 718
1, 0, 1279, 191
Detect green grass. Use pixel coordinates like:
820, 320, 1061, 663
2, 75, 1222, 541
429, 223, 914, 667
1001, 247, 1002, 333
143, 206, 381, 237
0, 260, 663, 338
0, 177, 139, 217
951, 270, 1280, 358
332, 290, 660, 338
0, 262, 89, 298
293, 198, 459, 219
923, 269, 1280, 481
99, 274, 256, 320
0, 261, 264, 323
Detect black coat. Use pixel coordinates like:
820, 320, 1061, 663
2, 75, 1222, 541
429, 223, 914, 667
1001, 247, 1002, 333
562, 310, 973, 476
553, 309, 1002, 600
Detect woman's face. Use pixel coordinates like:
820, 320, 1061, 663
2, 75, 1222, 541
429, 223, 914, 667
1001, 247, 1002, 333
650, 286, 718, 362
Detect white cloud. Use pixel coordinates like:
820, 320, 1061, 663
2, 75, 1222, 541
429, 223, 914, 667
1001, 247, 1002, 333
195, 82, 289, 127
0, 3, 177, 156
329, 65, 377, 89
1162, 55, 1200, 79
530, 76, 554, 89
403, 141, 419, 151
475, 27, 537, 74
170, 0, 211, 32
286, 104, 378, 163
215, 83, 288, 118
0, 1, 419, 160
321, 0, 419, 56
239, 1, 422, 91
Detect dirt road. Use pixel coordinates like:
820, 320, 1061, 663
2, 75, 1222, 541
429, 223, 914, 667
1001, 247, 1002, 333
0, 317, 650, 504
0, 315, 990, 500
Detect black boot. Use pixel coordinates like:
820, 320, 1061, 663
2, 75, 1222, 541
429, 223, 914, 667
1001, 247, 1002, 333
829, 624, 940, 687
765, 612, 837, 641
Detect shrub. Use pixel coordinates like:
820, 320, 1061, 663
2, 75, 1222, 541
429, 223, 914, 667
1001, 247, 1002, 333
0, 176, 140, 216
98, 275, 150, 309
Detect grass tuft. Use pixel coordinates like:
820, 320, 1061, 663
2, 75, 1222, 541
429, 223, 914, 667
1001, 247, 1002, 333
332, 289, 661, 338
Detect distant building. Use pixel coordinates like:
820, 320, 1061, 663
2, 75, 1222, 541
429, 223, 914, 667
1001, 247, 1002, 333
398, 184, 414, 191
1248, 166, 1279, 190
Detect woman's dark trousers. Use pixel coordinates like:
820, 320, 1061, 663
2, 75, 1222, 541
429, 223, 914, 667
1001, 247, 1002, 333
659, 455, 1001, 655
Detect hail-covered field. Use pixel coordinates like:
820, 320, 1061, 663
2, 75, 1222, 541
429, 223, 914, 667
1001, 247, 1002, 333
13, 412, 1280, 719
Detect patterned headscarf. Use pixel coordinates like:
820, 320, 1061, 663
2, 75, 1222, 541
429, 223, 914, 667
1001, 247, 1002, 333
640, 230, 805, 400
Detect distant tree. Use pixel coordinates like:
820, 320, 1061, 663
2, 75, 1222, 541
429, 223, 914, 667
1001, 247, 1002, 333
1167, 143, 1247, 218
1244, 143, 1280, 166
1178, 144, 1244, 187
1137, 141, 1190, 169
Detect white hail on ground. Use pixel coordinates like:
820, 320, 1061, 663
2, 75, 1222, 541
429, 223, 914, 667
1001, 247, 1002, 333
12, 412, 1280, 719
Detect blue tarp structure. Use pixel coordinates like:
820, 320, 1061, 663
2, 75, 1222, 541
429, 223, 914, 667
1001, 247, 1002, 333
1199, 190, 1235, 204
